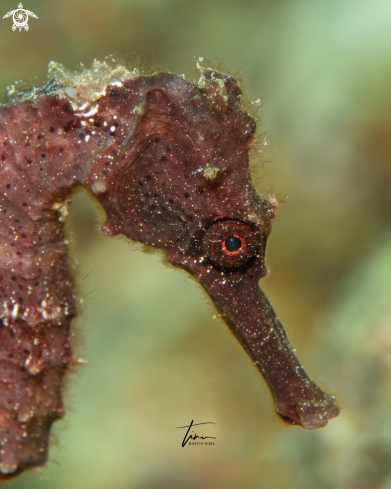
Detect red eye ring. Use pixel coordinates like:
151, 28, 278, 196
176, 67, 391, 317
222, 234, 245, 256
202, 220, 259, 270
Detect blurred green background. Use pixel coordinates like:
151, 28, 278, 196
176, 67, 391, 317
1, 0, 391, 487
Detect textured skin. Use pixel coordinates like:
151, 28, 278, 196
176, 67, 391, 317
0, 66, 339, 478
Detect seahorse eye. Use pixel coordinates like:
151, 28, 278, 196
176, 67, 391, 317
223, 235, 244, 254
202, 220, 260, 269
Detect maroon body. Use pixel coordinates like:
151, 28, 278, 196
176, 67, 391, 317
0, 63, 339, 478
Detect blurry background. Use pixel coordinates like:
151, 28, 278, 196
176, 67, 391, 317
1, 0, 391, 487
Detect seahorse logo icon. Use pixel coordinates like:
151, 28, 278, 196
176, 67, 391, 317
3, 3, 38, 32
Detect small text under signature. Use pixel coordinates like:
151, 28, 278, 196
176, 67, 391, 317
176, 420, 216, 447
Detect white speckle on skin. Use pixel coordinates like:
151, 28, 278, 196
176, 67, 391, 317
83, 105, 99, 117
192, 162, 225, 181
11, 303, 19, 319
52, 202, 69, 221
92, 181, 107, 194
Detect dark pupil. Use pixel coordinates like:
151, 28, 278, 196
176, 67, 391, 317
225, 235, 242, 252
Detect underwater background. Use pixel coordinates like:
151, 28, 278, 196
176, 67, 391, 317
1, 0, 391, 487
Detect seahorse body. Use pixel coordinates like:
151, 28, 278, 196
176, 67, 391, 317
0, 58, 339, 478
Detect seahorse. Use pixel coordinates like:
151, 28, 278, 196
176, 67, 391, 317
0, 57, 339, 478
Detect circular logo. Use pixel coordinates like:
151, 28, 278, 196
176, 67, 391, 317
12, 8, 29, 31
